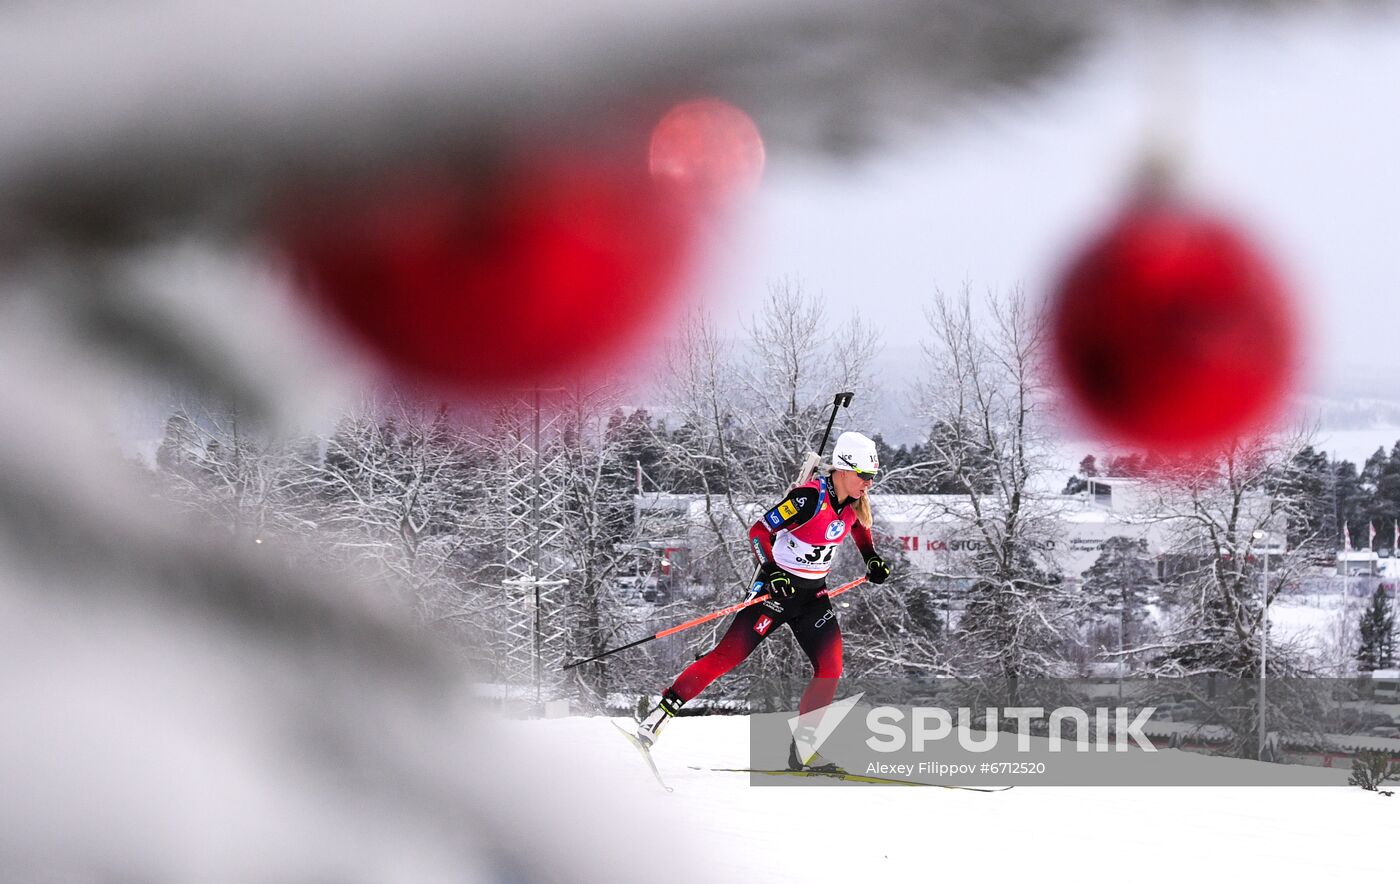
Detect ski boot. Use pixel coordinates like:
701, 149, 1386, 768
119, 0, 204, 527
787, 725, 842, 773
636, 691, 683, 749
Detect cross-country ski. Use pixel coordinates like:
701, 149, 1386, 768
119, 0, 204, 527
610, 718, 674, 793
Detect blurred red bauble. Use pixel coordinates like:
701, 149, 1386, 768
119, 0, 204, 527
649, 98, 766, 210
277, 152, 696, 393
1048, 196, 1299, 453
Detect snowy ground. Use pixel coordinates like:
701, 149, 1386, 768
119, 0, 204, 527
501, 714, 1397, 883
1268, 583, 1400, 670
1270, 591, 1357, 660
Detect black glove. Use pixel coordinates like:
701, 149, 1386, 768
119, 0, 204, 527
765, 571, 796, 599
865, 555, 891, 585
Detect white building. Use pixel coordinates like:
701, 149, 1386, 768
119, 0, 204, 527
633, 476, 1262, 588
1372, 669, 1400, 702
1337, 550, 1381, 577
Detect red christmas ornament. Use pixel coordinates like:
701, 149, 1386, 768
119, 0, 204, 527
277, 150, 696, 393
1048, 195, 1299, 454
648, 98, 766, 210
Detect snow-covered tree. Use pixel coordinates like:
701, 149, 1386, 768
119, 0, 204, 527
314, 397, 477, 620
1145, 431, 1318, 678
551, 391, 683, 700
914, 287, 1077, 684
154, 404, 317, 545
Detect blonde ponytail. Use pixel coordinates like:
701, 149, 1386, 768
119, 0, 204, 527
854, 494, 872, 529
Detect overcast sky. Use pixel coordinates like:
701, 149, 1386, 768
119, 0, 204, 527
104, 5, 1400, 466
698, 6, 1400, 441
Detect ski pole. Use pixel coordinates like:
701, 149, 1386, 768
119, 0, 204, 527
561, 576, 867, 670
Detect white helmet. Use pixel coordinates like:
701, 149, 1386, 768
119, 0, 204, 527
832, 431, 879, 475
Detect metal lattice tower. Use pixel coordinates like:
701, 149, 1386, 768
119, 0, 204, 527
491, 394, 572, 704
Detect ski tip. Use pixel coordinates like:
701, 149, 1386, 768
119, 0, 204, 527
608, 719, 673, 793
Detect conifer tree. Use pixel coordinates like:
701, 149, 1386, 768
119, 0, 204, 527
1357, 586, 1396, 673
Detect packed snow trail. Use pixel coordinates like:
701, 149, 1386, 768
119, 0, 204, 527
500, 714, 1398, 883
695, 766, 1012, 790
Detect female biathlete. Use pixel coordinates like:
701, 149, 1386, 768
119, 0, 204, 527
635, 431, 891, 770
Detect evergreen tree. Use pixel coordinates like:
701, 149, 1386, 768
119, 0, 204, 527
1365, 442, 1400, 549
924, 418, 998, 494
1081, 536, 1158, 652
1106, 453, 1145, 477
1358, 447, 1394, 545
1062, 454, 1099, 495
604, 407, 668, 497
1361, 446, 1388, 492
871, 434, 922, 493
1382, 442, 1400, 514
1334, 459, 1366, 550
1279, 445, 1333, 549
1357, 586, 1396, 673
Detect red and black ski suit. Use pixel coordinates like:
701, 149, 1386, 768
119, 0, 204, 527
663, 475, 876, 716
